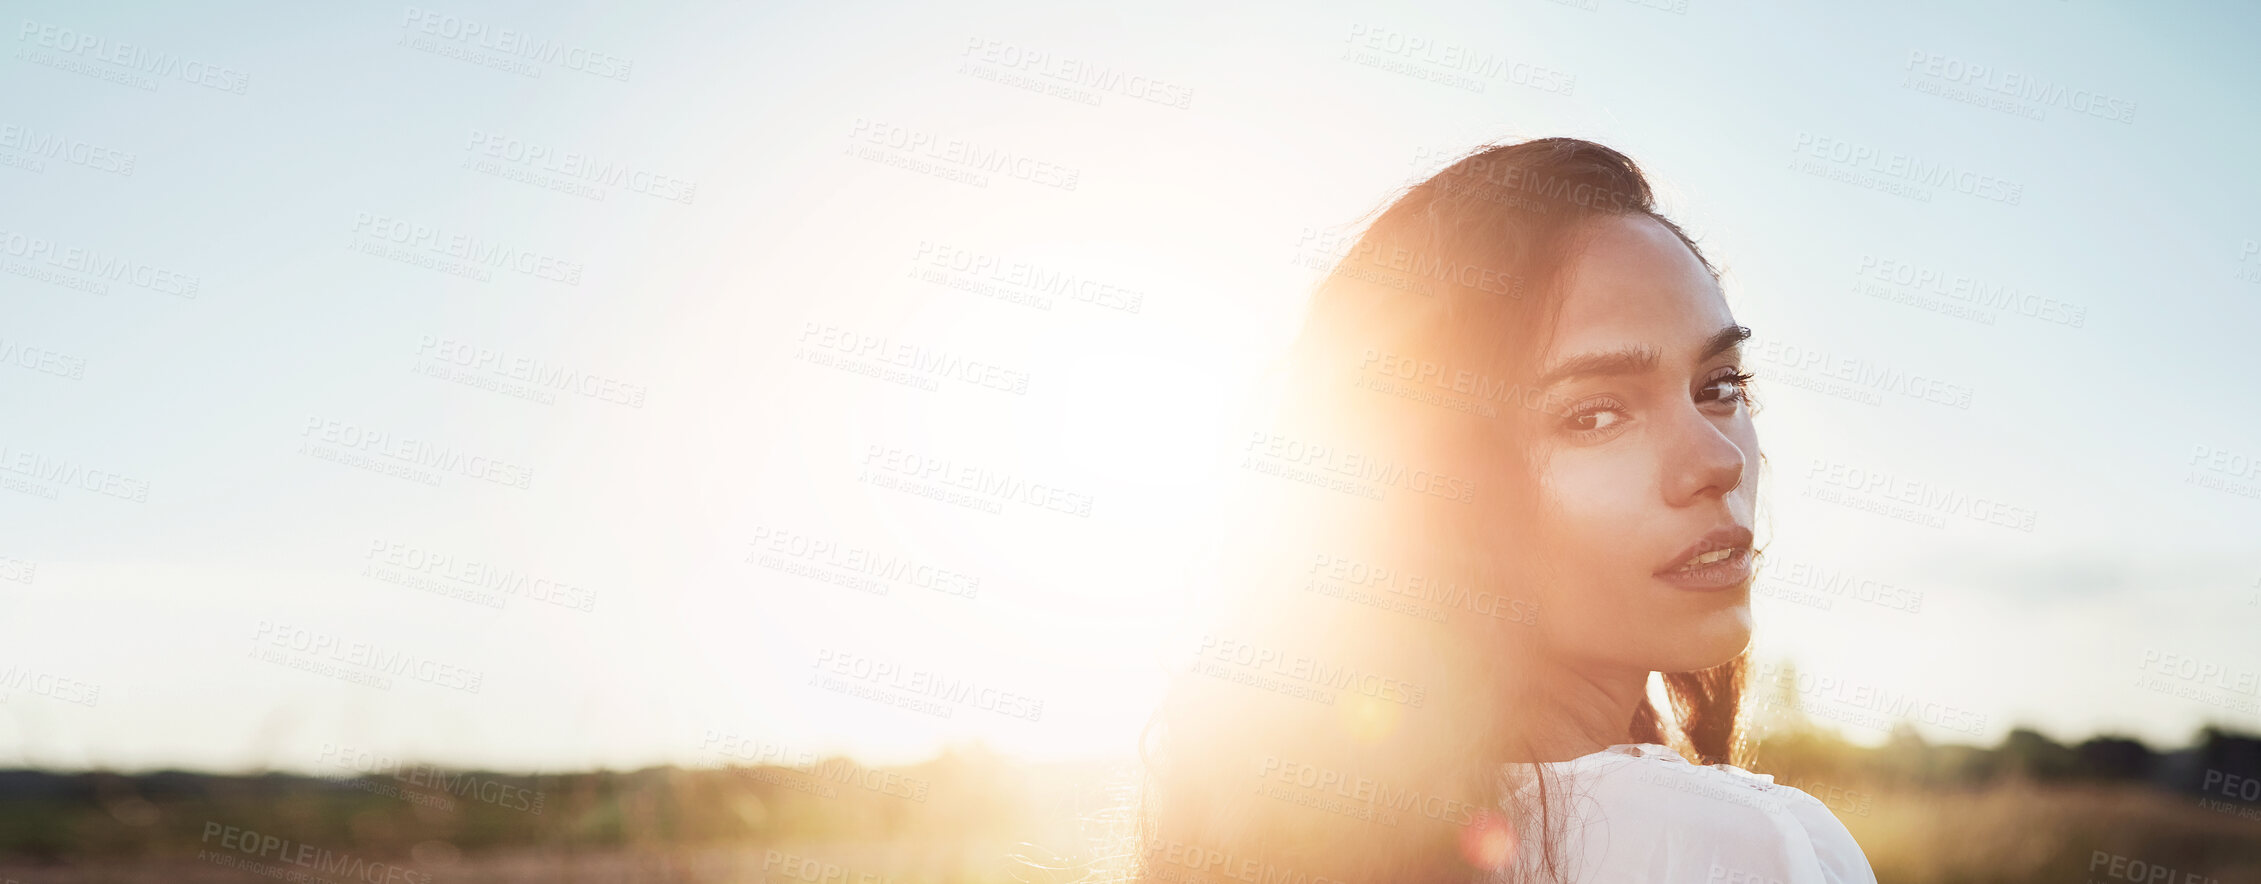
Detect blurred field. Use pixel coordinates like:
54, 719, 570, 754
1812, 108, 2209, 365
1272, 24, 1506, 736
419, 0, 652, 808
2, 726, 2260, 883
1840, 781, 2261, 883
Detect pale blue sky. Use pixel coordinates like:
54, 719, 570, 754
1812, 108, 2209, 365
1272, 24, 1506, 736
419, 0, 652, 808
1, 0, 2257, 773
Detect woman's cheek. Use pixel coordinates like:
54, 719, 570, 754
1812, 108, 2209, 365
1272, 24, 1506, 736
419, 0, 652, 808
1544, 449, 1647, 531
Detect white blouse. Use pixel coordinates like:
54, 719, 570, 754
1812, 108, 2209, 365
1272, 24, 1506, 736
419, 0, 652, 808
1487, 743, 1876, 883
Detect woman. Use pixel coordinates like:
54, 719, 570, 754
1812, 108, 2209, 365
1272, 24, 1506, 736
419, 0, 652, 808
1122, 139, 1876, 882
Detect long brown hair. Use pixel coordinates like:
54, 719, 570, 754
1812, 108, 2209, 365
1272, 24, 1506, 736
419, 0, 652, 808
1117, 138, 1751, 884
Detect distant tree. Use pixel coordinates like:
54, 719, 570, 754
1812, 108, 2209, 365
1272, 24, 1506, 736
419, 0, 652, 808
2179, 726, 2261, 796
2073, 735, 2156, 780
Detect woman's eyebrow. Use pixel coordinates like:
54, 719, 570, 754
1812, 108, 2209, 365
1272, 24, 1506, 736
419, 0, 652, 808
1703, 324, 1753, 361
1535, 345, 1657, 388
1536, 324, 1751, 388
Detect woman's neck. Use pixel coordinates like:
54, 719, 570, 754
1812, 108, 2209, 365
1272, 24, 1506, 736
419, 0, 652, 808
1517, 657, 1653, 763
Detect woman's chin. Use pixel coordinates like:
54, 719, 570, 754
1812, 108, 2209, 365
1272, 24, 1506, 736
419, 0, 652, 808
1658, 607, 1754, 673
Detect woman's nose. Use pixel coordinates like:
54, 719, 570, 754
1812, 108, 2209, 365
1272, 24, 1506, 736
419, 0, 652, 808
1662, 407, 1748, 506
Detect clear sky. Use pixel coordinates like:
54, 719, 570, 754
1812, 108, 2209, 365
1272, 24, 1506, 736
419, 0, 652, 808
2, 0, 2257, 774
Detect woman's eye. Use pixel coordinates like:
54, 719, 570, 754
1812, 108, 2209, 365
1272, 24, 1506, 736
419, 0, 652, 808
1563, 404, 1627, 435
1699, 371, 1756, 405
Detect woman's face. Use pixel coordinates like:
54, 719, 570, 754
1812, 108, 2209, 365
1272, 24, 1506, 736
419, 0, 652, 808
1519, 213, 1760, 676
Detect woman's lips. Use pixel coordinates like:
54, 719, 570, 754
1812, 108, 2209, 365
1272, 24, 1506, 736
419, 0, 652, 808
1653, 546, 1754, 591
1654, 525, 1755, 591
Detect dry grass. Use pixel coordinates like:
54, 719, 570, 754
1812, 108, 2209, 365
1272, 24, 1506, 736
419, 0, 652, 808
1843, 780, 2261, 883
0, 768, 2256, 882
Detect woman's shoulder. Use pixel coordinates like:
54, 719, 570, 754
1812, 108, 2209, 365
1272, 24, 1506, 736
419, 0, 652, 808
1500, 744, 1877, 883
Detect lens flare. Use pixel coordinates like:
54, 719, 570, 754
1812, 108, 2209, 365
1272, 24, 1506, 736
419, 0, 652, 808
1459, 810, 1519, 872
1336, 692, 1403, 745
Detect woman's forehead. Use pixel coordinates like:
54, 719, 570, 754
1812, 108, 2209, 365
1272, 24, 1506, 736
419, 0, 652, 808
1545, 215, 1732, 359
